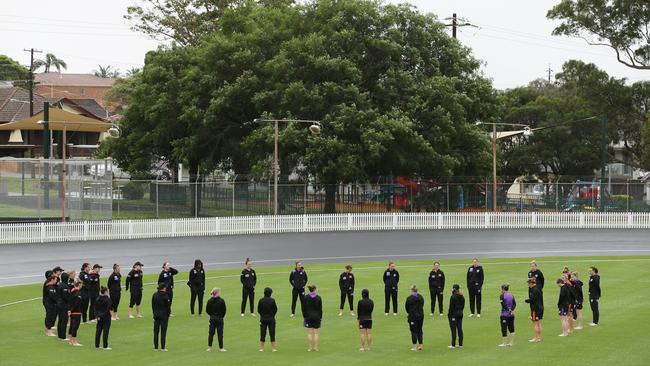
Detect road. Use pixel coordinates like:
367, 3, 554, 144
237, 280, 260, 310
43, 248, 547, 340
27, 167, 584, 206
1, 229, 649, 286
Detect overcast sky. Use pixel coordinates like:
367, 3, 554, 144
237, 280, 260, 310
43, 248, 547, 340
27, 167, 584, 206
1, 0, 647, 89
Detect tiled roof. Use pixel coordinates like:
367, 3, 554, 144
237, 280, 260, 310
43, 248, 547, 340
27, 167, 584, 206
35, 73, 114, 87
65, 98, 109, 120
0, 87, 58, 123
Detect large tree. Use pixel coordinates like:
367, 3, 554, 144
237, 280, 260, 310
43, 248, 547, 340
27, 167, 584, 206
0, 55, 28, 82
548, 0, 650, 70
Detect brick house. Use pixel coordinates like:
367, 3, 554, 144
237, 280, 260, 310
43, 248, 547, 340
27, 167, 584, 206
35, 73, 114, 108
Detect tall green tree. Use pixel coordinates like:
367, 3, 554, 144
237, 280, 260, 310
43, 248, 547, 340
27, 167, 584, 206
0, 55, 28, 81
548, 0, 650, 70
33, 53, 67, 73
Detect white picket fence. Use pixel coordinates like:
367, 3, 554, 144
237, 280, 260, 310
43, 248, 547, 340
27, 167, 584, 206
1, 212, 649, 245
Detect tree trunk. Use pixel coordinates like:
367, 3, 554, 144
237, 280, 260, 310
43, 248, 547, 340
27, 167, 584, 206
324, 184, 336, 214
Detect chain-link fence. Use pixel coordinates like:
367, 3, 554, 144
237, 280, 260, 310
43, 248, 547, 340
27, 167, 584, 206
110, 179, 650, 220
0, 158, 112, 222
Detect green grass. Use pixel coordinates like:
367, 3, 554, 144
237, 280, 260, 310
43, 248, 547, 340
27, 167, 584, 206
1, 256, 650, 366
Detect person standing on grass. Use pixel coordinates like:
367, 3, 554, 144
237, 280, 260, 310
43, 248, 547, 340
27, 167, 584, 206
126, 261, 144, 318
43, 274, 59, 337
289, 261, 308, 317
79, 263, 91, 323
206, 287, 227, 352
303, 285, 323, 352
68, 280, 84, 346
498, 284, 516, 347
357, 289, 374, 352
188, 259, 206, 316
55, 272, 72, 341
571, 272, 584, 330
87, 264, 102, 322
428, 261, 445, 316
94, 286, 112, 350
405, 285, 425, 351
448, 284, 465, 349
383, 261, 400, 316
588, 266, 601, 326
561, 272, 575, 332
158, 262, 179, 315
466, 258, 484, 318
339, 265, 355, 316
257, 287, 278, 352
528, 260, 545, 291
525, 278, 543, 342
152, 283, 171, 351
557, 278, 571, 337
240, 258, 257, 317
107, 264, 122, 320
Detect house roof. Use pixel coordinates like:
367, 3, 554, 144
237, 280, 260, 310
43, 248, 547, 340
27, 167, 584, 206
61, 98, 109, 120
35, 73, 114, 87
0, 87, 58, 123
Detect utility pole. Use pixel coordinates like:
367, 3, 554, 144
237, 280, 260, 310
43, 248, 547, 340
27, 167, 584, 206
23, 48, 42, 117
445, 13, 476, 39
547, 64, 553, 83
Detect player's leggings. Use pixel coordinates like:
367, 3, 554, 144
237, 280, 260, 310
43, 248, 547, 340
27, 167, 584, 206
430, 288, 444, 314
408, 317, 424, 344
384, 288, 398, 313
590, 297, 599, 324
340, 291, 353, 310
291, 287, 304, 315
241, 287, 255, 313
449, 315, 464, 347
468, 286, 482, 314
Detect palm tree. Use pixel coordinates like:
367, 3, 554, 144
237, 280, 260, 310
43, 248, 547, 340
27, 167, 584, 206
33, 53, 67, 73
93, 64, 120, 78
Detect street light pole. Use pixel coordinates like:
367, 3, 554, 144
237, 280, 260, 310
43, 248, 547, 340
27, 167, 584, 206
492, 123, 497, 212
475, 121, 533, 212
274, 120, 279, 215
253, 118, 322, 216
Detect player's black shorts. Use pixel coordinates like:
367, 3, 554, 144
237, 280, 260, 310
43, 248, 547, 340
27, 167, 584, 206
500, 316, 515, 336
129, 289, 142, 307
558, 306, 569, 316
574, 302, 583, 310
304, 318, 321, 329
531, 309, 543, 321
358, 319, 372, 329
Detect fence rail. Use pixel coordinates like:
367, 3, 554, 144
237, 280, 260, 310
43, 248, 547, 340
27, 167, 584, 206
1, 212, 649, 245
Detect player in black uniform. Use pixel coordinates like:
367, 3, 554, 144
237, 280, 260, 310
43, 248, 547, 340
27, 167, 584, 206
152, 283, 171, 351
107, 264, 122, 320
289, 261, 308, 317
588, 266, 601, 326
79, 263, 91, 323
357, 289, 374, 351
405, 285, 425, 351
562, 272, 575, 331
94, 286, 112, 350
525, 278, 544, 342
88, 264, 102, 322
466, 258, 484, 318
206, 287, 227, 352
188, 259, 205, 316
158, 261, 179, 315
571, 271, 584, 329
126, 261, 144, 318
428, 261, 445, 316
528, 260, 545, 291
557, 278, 571, 337
383, 261, 399, 316
240, 257, 257, 316
68, 280, 84, 346
448, 284, 465, 348
338, 265, 355, 316
55, 272, 72, 340
257, 287, 278, 352
303, 285, 322, 352
43, 275, 58, 337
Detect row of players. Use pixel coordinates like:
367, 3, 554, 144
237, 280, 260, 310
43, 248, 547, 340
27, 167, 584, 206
41, 258, 602, 351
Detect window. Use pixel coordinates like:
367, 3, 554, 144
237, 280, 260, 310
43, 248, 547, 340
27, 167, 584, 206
79, 88, 85, 96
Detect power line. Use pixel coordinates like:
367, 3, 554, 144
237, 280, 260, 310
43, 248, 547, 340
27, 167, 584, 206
0, 27, 145, 38
0, 14, 127, 27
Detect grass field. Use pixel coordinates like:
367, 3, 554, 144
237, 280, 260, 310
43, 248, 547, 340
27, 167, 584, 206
1, 256, 650, 366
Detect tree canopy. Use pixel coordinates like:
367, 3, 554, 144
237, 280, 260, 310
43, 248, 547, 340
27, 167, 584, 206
0, 55, 28, 82
108, 0, 497, 213
548, 0, 650, 70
